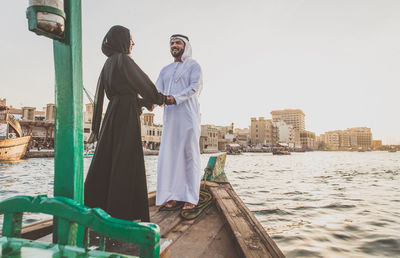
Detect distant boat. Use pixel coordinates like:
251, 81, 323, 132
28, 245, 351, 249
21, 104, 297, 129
0, 106, 31, 161
83, 151, 94, 158
226, 143, 242, 155
272, 148, 291, 155
273, 150, 291, 155
388, 149, 397, 153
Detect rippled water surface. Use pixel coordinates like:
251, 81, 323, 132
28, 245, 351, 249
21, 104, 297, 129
1, 151, 399, 257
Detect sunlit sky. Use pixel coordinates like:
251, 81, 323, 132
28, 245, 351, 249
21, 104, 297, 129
1, 1, 400, 144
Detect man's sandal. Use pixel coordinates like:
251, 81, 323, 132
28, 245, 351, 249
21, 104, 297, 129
182, 203, 196, 210
159, 200, 183, 211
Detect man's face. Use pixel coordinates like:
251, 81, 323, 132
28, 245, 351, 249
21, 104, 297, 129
170, 38, 185, 58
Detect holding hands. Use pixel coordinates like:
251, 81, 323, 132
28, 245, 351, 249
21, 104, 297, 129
143, 94, 175, 113
166, 95, 176, 105
163, 95, 176, 105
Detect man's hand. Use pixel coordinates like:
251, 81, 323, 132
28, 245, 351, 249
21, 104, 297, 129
166, 95, 176, 105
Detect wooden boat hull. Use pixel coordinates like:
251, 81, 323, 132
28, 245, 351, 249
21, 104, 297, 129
0, 136, 31, 161
273, 152, 290, 155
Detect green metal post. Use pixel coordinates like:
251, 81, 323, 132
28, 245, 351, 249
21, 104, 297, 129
52, 0, 84, 244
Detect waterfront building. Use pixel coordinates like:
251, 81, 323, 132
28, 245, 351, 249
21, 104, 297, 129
300, 130, 316, 150
337, 130, 351, 148
214, 125, 235, 151
0, 98, 6, 106
140, 113, 162, 150
321, 127, 373, 150
45, 104, 55, 122
215, 125, 233, 138
250, 117, 277, 146
234, 128, 250, 147
323, 131, 340, 150
21, 107, 36, 121
372, 140, 382, 150
347, 127, 372, 149
200, 124, 219, 153
271, 109, 305, 131
217, 138, 228, 151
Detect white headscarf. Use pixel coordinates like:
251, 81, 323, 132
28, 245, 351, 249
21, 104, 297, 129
170, 35, 192, 61
170, 35, 196, 82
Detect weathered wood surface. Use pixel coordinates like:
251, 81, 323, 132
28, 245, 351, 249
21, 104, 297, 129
0, 136, 31, 161
210, 183, 285, 258
165, 205, 239, 258
26, 150, 54, 158
13, 184, 284, 258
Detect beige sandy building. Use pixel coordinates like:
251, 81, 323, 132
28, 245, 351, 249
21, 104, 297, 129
141, 113, 162, 150
300, 130, 316, 150
250, 117, 277, 146
271, 109, 305, 131
200, 124, 219, 153
320, 127, 373, 150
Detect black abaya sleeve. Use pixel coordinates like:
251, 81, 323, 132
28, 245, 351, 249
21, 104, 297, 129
137, 97, 152, 111
88, 70, 105, 143
118, 54, 164, 106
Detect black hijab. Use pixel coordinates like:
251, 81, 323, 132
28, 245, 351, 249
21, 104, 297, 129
88, 25, 131, 143
101, 25, 130, 57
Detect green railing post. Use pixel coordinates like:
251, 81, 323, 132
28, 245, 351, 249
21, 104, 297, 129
52, 0, 84, 245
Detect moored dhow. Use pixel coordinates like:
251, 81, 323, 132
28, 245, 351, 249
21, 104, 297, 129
0, 106, 31, 161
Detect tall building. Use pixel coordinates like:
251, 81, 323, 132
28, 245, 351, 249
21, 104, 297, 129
347, 127, 372, 149
300, 130, 316, 150
320, 127, 373, 150
250, 117, 277, 146
323, 131, 340, 150
270, 109, 305, 131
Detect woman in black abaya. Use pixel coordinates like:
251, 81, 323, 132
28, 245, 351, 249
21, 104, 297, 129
84, 25, 165, 221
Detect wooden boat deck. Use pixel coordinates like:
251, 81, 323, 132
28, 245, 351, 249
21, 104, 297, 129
113, 182, 283, 257
16, 182, 284, 257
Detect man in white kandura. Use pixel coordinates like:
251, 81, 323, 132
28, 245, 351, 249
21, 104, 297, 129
156, 34, 203, 210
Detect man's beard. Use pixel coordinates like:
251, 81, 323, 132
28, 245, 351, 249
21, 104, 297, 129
171, 48, 184, 58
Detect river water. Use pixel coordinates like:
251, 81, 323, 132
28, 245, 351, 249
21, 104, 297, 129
1, 151, 399, 257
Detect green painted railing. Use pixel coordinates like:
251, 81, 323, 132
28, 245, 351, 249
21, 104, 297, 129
0, 195, 160, 258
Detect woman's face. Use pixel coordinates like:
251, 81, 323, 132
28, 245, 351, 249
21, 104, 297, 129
129, 35, 135, 54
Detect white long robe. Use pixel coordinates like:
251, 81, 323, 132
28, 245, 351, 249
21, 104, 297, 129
155, 59, 203, 205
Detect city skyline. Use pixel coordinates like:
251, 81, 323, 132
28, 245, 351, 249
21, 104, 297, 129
2, 99, 387, 146
1, 1, 400, 144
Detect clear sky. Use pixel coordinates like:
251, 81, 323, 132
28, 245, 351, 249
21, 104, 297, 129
1, 0, 400, 144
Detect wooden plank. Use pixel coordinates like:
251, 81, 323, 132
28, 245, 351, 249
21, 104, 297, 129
225, 184, 285, 258
150, 209, 182, 237
167, 205, 239, 258
210, 184, 285, 258
211, 186, 253, 257
200, 223, 240, 258
162, 204, 212, 243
